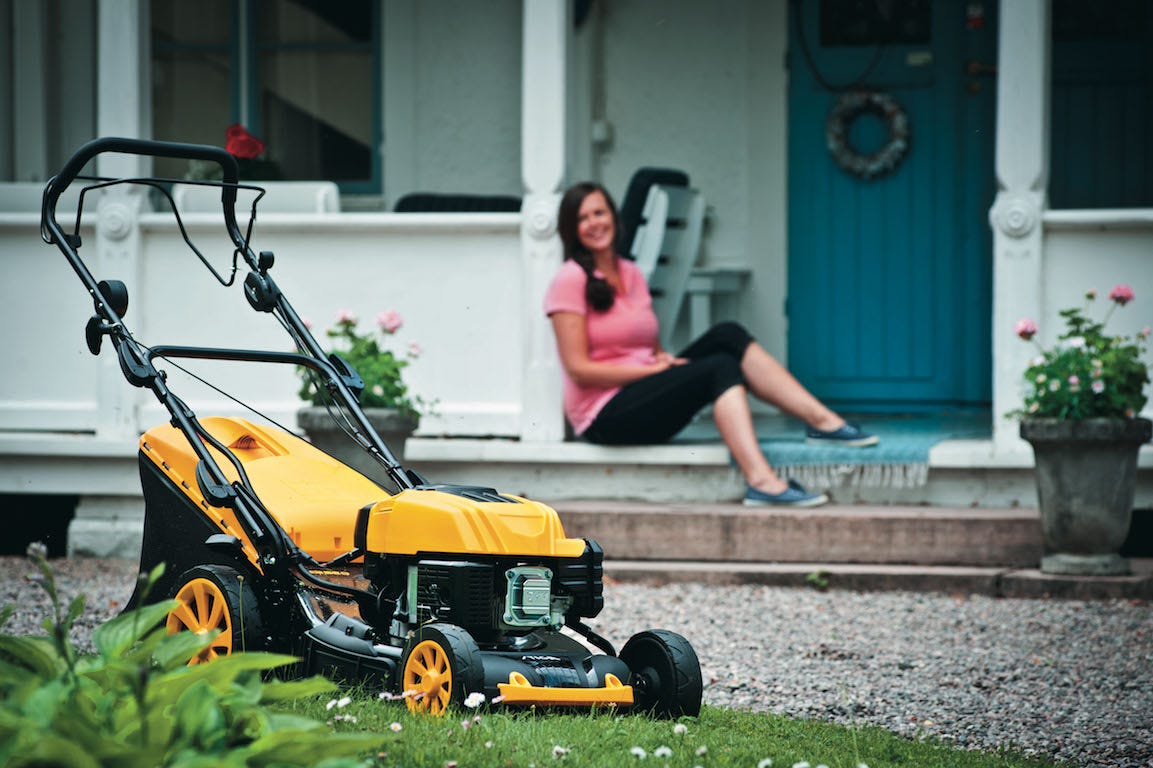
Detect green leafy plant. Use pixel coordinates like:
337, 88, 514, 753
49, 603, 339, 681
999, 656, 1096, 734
0, 544, 382, 767
1010, 285, 1150, 421
805, 569, 831, 592
298, 309, 425, 419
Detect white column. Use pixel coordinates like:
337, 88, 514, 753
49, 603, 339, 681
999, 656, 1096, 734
0, 1, 11, 179
519, 0, 569, 442
94, 0, 150, 439
382, 0, 417, 207
11, 0, 47, 180
989, 0, 1050, 454
97, 0, 150, 173
69, 0, 153, 556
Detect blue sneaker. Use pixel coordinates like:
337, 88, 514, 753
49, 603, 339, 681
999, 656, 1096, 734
743, 480, 829, 508
805, 422, 878, 447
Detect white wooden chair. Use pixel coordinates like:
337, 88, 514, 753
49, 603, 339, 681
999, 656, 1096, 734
629, 184, 706, 347
173, 180, 341, 214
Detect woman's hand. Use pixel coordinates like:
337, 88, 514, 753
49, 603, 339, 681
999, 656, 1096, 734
653, 350, 687, 368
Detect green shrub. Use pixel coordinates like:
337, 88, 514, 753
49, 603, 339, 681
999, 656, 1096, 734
0, 546, 383, 768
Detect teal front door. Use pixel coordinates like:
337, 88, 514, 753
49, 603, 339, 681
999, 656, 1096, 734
786, 0, 995, 410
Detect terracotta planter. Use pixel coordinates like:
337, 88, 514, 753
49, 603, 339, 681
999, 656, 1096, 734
1020, 417, 1151, 575
297, 406, 418, 485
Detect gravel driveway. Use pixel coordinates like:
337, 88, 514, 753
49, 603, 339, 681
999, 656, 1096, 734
3, 556, 1150, 767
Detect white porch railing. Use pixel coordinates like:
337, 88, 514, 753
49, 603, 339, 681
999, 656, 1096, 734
1, 209, 523, 460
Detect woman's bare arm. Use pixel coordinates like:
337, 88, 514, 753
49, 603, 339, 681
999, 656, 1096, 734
550, 312, 676, 387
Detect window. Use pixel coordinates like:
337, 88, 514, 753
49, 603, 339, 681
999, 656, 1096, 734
151, 0, 378, 192
819, 0, 933, 47
1049, 0, 1153, 208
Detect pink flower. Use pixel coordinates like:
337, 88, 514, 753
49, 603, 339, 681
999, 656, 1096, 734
1085, 288, 1097, 300
377, 309, 404, 334
336, 309, 357, 324
408, 341, 423, 358
1109, 284, 1135, 306
1092, 380, 1106, 394
1014, 318, 1038, 340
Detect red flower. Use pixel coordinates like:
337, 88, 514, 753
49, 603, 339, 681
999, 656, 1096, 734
224, 123, 265, 160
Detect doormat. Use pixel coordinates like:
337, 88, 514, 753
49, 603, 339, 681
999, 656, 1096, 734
756, 413, 990, 489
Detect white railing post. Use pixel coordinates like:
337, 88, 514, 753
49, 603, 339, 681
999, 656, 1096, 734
519, 0, 569, 442
990, 0, 1050, 454
93, 0, 150, 441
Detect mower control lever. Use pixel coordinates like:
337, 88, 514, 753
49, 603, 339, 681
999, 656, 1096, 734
195, 461, 237, 507
84, 279, 131, 355
96, 279, 129, 317
84, 316, 107, 355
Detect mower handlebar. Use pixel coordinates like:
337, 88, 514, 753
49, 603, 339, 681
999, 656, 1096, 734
42, 137, 245, 247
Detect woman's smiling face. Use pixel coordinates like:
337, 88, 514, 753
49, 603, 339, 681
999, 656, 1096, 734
576, 190, 616, 256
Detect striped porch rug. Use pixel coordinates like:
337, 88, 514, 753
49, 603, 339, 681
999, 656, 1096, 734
758, 412, 990, 489
677, 410, 990, 489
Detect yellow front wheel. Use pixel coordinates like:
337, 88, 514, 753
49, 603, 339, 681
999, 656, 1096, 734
166, 565, 263, 664
399, 624, 483, 715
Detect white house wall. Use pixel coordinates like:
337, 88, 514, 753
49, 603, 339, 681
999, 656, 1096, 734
586, 0, 789, 358
7, 0, 1153, 512
0, 217, 102, 432
381, 0, 524, 207
1040, 218, 1153, 363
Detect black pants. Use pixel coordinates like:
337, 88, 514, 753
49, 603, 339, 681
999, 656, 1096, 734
582, 321, 753, 445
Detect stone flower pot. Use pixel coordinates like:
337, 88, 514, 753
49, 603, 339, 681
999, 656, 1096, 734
297, 406, 418, 485
1020, 417, 1152, 576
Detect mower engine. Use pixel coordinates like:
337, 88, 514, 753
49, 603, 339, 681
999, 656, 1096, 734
356, 486, 603, 640
349, 484, 639, 709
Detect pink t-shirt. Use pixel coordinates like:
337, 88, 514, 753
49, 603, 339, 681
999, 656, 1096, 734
543, 258, 660, 435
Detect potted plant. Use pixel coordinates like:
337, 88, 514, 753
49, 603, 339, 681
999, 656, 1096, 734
1011, 285, 1151, 575
296, 309, 425, 473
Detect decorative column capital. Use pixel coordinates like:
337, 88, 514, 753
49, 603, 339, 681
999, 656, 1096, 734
524, 198, 557, 241
990, 192, 1041, 239
97, 201, 135, 241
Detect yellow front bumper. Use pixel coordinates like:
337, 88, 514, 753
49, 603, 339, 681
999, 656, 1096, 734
497, 672, 634, 707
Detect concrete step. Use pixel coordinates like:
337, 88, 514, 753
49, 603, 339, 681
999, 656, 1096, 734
554, 501, 1153, 599
598, 559, 1153, 600
552, 500, 1042, 568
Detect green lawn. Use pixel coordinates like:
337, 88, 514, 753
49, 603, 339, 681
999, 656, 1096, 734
287, 693, 1065, 768
2, 552, 1071, 768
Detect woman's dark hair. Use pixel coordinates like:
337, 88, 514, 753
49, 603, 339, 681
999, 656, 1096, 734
557, 182, 621, 312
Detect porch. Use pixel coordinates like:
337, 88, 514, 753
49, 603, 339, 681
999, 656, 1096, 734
7, 416, 1153, 600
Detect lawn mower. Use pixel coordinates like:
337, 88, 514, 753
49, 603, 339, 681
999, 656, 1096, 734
41, 137, 702, 717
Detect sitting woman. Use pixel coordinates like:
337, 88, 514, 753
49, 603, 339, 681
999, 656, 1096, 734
543, 181, 877, 508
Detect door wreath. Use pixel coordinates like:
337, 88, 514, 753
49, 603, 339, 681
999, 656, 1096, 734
825, 91, 910, 180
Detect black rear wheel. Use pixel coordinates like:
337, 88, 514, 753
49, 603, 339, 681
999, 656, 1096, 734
620, 629, 703, 717
165, 564, 264, 664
